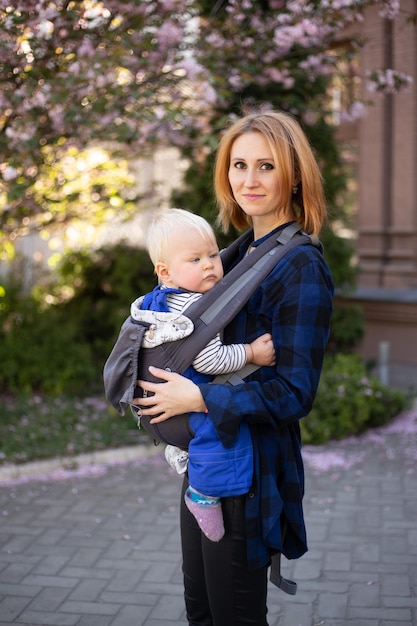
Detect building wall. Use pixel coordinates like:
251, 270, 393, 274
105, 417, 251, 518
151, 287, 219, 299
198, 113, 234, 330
343, 2, 417, 387
357, 3, 417, 289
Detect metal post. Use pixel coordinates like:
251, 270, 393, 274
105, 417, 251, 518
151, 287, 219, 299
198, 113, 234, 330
378, 341, 390, 386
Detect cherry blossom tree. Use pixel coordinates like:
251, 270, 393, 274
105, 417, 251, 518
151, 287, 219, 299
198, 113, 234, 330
171, 0, 409, 216
1, 0, 201, 156
193, 0, 413, 132
0, 0, 203, 252
0, 0, 414, 256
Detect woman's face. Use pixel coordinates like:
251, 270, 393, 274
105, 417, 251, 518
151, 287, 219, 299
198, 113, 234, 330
228, 131, 290, 234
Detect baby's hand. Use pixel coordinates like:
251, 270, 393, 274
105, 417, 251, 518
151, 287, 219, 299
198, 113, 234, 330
246, 333, 276, 366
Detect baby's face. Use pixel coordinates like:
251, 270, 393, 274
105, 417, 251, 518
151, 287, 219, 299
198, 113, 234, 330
163, 228, 223, 293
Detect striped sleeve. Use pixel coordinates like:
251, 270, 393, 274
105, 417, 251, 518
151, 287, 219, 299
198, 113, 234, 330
192, 335, 247, 375
166, 291, 247, 376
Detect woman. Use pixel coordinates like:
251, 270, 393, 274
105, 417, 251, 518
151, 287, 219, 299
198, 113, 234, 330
134, 109, 334, 626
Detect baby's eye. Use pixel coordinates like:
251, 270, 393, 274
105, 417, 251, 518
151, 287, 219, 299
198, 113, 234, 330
210, 252, 219, 259
191, 257, 200, 263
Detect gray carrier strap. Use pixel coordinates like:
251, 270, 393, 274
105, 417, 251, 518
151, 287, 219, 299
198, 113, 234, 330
270, 553, 297, 595
103, 222, 318, 414
103, 316, 148, 415
158, 223, 315, 375
212, 363, 260, 386
200, 222, 304, 326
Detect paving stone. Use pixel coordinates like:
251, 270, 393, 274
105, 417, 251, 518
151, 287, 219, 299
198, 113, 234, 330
0, 410, 415, 625
317, 590, 348, 619
148, 594, 186, 621
350, 580, 381, 607
0, 595, 32, 622
280, 601, 312, 626
77, 617, 112, 626
25, 586, 71, 612
382, 574, 411, 597
67, 578, 109, 602
59, 599, 120, 616
108, 603, 152, 626
16, 610, 79, 625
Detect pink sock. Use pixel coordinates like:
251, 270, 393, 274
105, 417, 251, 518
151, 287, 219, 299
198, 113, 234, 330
184, 486, 225, 542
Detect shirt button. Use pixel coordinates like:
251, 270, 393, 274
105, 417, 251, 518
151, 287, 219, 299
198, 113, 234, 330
248, 492, 255, 498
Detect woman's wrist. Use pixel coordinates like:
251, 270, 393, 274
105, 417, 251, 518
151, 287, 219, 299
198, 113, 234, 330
196, 396, 209, 413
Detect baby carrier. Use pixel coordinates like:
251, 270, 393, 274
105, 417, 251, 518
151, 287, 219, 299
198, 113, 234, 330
103, 222, 321, 448
103, 222, 321, 596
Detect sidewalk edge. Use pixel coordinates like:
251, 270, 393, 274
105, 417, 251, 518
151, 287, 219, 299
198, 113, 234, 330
0, 444, 162, 483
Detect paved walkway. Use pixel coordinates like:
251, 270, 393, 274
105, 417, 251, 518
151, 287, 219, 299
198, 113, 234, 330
0, 406, 416, 626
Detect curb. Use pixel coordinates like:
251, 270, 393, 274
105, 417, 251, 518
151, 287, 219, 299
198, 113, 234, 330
0, 443, 162, 484
2, 400, 415, 485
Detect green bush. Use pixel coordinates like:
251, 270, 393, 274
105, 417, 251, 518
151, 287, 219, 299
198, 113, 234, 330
301, 353, 411, 445
0, 242, 411, 454
0, 241, 156, 396
52, 241, 156, 367
0, 293, 96, 395
0, 394, 146, 466
327, 304, 364, 354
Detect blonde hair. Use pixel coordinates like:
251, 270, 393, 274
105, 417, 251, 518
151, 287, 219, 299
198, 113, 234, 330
146, 208, 217, 266
214, 110, 326, 237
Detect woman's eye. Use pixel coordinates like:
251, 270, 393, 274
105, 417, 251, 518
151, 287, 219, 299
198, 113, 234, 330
232, 161, 274, 170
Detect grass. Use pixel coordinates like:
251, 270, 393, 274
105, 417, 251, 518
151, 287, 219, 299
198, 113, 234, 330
0, 393, 151, 466
1, 378, 413, 468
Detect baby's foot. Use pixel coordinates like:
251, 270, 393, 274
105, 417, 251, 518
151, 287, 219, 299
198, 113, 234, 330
165, 445, 188, 475
184, 486, 225, 542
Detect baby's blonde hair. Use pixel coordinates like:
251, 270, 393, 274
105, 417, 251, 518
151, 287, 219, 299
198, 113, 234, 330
146, 208, 217, 266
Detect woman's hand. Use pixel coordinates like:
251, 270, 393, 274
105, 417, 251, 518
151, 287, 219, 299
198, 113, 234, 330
133, 366, 207, 423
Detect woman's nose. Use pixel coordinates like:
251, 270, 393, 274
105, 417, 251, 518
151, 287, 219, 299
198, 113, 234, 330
244, 169, 259, 187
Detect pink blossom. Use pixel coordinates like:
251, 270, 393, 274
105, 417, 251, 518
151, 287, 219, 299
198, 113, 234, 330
197, 81, 218, 106
204, 32, 225, 49
156, 20, 183, 47
379, 0, 400, 19
287, 0, 311, 16
2, 165, 19, 181
367, 68, 413, 95
48, 106, 65, 131
79, 4, 111, 30
77, 38, 95, 58
228, 72, 246, 90
156, 0, 184, 9
0, 0, 413, 246
339, 101, 367, 122
68, 61, 81, 76
178, 57, 204, 81
264, 66, 295, 88
5, 124, 35, 143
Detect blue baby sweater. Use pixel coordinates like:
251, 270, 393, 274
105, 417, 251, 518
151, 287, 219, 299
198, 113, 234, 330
140, 285, 253, 497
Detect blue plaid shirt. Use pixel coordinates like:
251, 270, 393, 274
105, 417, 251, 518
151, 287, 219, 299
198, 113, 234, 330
199, 224, 334, 570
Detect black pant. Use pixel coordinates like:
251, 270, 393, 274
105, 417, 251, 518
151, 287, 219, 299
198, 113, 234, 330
180, 477, 269, 626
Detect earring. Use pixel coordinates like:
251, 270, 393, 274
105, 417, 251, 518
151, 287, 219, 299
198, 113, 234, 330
292, 185, 298, 195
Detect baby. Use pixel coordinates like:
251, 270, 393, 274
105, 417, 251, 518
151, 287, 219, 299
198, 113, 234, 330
131, 208, 275, 541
